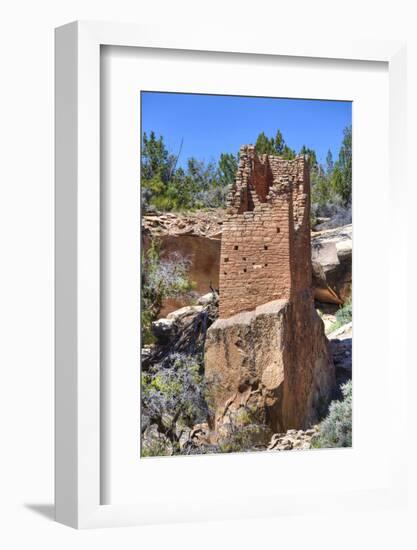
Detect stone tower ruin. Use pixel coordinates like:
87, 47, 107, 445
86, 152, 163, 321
219, 145, 312, 318
205, 145, 335, 435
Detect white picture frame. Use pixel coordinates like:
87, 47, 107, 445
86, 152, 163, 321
55, 20, 407, 529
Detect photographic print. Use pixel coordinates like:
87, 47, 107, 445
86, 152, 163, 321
141, 92, 352, 457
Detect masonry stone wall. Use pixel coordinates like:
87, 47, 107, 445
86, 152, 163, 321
219, 145, 311, 318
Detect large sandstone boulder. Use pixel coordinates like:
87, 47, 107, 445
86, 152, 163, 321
204, 295, 335, 434
142, 298, 218, 370
311, 224, 352, 303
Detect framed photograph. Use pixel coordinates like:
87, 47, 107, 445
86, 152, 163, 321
55, 21, 407, 528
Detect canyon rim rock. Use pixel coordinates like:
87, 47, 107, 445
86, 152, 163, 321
204, 145, 335, 434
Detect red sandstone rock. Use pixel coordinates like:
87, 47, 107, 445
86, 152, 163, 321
205, 296, 334, 432
204, 146, 335, 432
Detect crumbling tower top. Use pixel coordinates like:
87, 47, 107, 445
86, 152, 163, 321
218, 145, 311, 318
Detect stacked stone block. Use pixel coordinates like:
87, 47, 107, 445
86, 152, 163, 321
219, 145, 311, 318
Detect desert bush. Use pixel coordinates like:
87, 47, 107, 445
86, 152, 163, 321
218, 423, 270, 453
194, 184, 231, 209
326, 203, 352, 228
328, 299, 352, 333
312, 380, 352, 448
141, 353, 211, 437
142, 239, 195, 344
312, 200, 352, 230
335, 301, 352, 325
311, 177, 352, 227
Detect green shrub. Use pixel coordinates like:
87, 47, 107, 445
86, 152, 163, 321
141, 353, 211, 436
328, 299, 352, 334
312, 380, 352, 448
335, 301, 352, 325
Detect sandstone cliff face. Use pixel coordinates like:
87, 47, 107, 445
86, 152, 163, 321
143, 212, 352, 315
204, 293, 335, 434
142, 234, 221, 317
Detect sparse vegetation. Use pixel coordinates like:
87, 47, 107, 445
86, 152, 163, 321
328, 299, 352, 334
141, 353, 210, 439
312, 380, 352, 448
141, 239, 195, 344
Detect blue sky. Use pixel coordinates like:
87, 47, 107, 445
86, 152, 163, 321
141, 92, 351, 168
